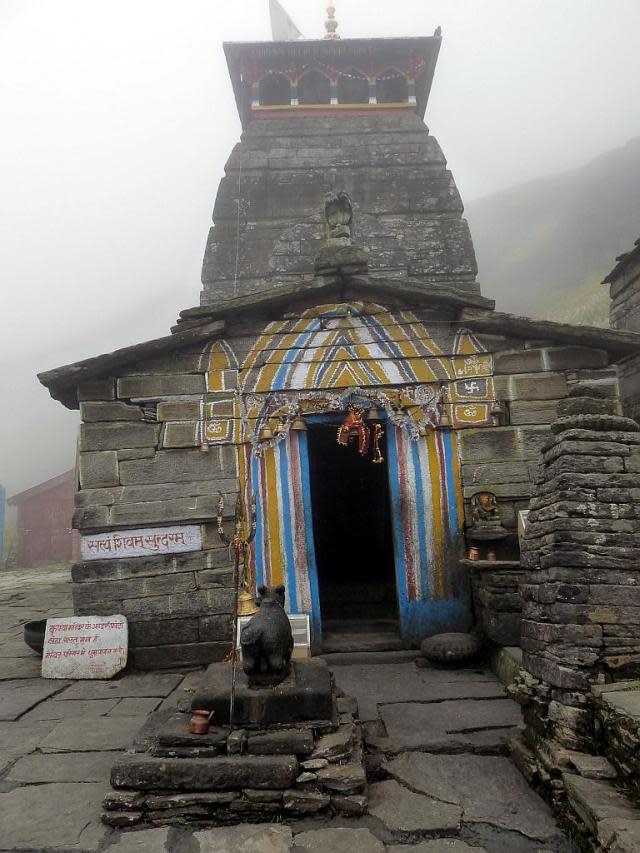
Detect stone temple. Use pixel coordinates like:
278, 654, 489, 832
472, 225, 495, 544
39, 24, 640, 671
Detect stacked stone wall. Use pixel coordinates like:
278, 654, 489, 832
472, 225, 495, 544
70, 318, 622, 667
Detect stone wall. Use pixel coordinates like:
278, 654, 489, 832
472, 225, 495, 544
69, 309, 624, 667
201, 113, 478, 305
608, 237, 640, 420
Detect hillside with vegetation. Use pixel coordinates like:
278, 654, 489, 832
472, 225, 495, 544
466, 137, 640, 327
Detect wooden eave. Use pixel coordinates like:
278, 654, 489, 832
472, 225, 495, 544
38, 320, 225, 410
224, 35, 441, 126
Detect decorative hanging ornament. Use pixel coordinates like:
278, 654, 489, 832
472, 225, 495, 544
371, 423, 384, 464
337, 405, 369, 456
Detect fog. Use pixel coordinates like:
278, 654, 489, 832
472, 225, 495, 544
1, 0, 640, 497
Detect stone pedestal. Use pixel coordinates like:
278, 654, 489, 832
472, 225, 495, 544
102, 659, 367, 826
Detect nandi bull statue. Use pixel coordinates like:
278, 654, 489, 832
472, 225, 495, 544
240, 584, 294, 687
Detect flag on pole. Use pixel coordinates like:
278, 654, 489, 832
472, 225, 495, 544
269, 0, 303, 41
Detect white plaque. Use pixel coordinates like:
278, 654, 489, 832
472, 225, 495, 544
81, 525, 202, 561
42, 615, 128, 680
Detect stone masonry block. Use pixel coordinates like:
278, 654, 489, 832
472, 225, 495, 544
459, 428, 519, 463
77, 378, 116, 401
128, 618, 200, 647
495, 372, 568, 401
129, 642, 229, 669
494, 349, 545, 374
162, 422, 200, 448
119, 448, 237, 485
199, 615, 233, 642
80, 422, 160, 452
510, 400, 560, 425
72, 572, 198, 611
461, 460, 530, 486
110, 496, 219, 527
80, 401, 144, 422
72, 505, 110, 530
117, 375, 206, 399
78, 451, 119, 489
157, 401, 203, 421
545, 347, 608, 371
121, 588, 235, 619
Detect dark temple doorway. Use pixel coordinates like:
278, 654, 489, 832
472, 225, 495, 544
307, 420, 400, 651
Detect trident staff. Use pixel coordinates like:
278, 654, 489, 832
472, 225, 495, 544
216, 491, 257, 730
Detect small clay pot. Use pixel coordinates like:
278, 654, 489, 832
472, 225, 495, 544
486, 548, 497, 562
189, 709, 214, 735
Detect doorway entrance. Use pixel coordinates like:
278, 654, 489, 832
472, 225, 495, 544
307, 419, 399, 650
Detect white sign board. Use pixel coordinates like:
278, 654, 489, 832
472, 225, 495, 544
42, 615, 128, 679
81, 525, 202, 561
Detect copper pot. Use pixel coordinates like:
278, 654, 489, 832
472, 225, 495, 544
468, 545, 480, 561
189, 709, 214, 735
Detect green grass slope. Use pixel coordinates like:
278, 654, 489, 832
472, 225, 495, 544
465, 138, 640, 326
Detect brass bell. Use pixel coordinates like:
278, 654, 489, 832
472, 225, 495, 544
439, 407, 452, 427
290, 415, 307, 431
237, 588, 259, 617
200, 442, 210, 453
259, 423, 274, 441
366, 407, 382, 420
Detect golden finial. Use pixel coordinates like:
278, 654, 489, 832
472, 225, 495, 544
324, 2, 340, 39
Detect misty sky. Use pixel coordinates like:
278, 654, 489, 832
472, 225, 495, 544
1, 0, 640, 497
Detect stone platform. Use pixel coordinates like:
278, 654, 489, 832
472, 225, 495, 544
102, 659, 367, 826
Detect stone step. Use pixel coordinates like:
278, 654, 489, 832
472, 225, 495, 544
562, 771, 640, 849
111, 753, 299, 791
321, 631, 405, 654
321, 649, 416, 666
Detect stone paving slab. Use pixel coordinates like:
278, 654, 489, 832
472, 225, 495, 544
377, 698, 522, 752
55, 672, 185, 701
0, 720, 57, 773
0, 656, 42, 680
384, 752, 561, 842
368, 779, 462, 835
6, 749, 121, 783
39, 714, 147, 752
333, 664, 500, 721
104, 827, 172, 852
194, 824, 294, 851
387, 843, 487, 853
108, 697, 163, 716
22, 696, 122, 720
0, 782, 107, 851
0, 677, 68, 720
295, 827, 385, 852
599, 689, 640, 720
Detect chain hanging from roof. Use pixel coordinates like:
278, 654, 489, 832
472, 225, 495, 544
324, 2, 340, 39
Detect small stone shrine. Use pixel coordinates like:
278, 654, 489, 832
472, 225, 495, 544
509, 386, 640, 840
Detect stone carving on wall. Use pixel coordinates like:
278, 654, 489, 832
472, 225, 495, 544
469, 492, 508, 542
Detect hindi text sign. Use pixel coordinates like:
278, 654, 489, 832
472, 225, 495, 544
42, 615, 128, 679
81, 525, 202, 561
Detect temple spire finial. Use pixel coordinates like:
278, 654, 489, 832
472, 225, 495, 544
324, 2, 340, 39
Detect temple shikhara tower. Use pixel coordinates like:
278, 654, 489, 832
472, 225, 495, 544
39, 11, 640, 669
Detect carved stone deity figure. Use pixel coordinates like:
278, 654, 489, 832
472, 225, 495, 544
469, 491, 508, 541
240, 584, 294, 687
324, 191, 353, 246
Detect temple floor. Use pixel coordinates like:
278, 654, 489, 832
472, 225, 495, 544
0, 569, 574, 852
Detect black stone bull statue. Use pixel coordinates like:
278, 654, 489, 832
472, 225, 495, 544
240, 584, 294, 687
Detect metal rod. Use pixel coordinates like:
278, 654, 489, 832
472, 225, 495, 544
229, 545, 240, 731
